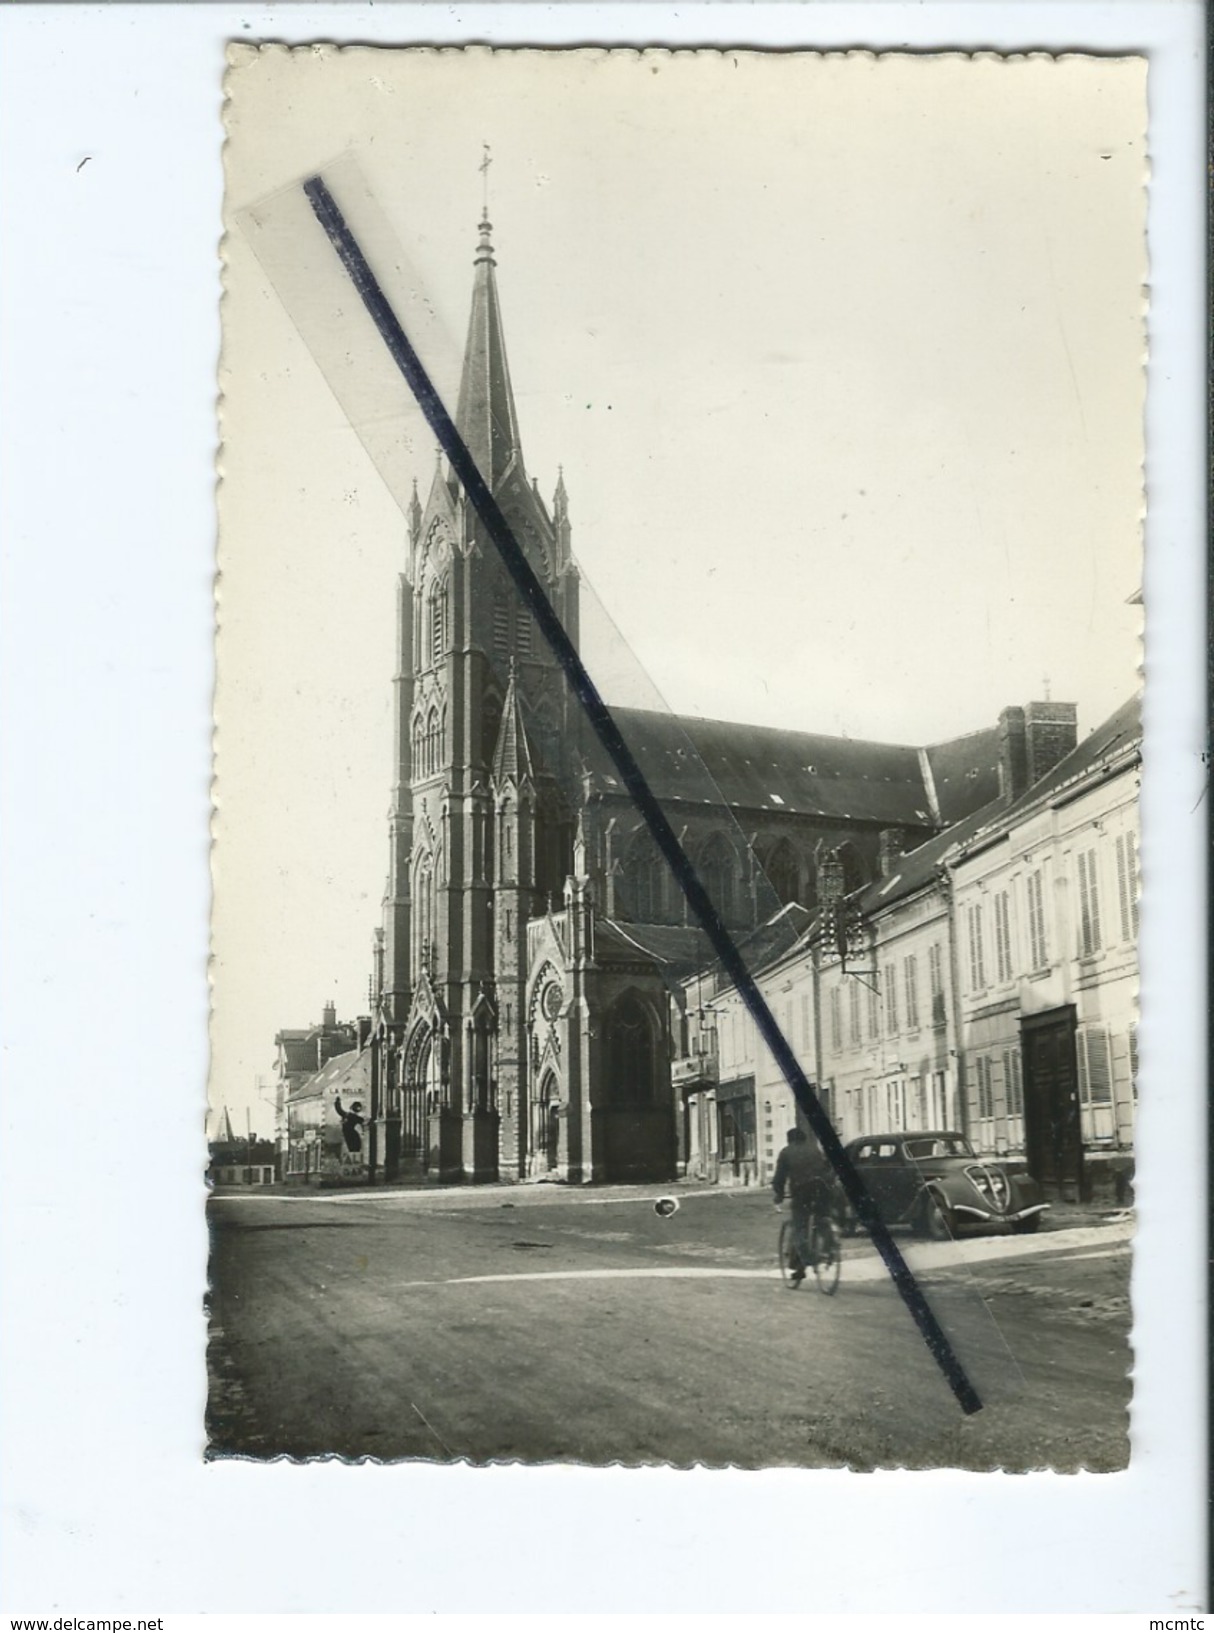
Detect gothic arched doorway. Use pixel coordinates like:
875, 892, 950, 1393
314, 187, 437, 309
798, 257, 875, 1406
605, 992, 657, 1106
535, 1070, 561, 1174
597, 989, 675, 1183
401, 1026, 432, 1170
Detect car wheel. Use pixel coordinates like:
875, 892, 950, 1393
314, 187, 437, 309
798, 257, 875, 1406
919, 1191, 954, 1241
1012, 1214, 1041, 1235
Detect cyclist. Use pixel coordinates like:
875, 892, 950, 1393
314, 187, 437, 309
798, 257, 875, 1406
773, 1126, 832, 1288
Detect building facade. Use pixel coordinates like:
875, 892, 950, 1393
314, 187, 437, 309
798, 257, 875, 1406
283, 1046, 374, 1185
675, 697, 1140, 1199
949, 697, 1139, 1200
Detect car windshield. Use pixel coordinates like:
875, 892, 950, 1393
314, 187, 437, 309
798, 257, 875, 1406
903, 1136, 973, 1160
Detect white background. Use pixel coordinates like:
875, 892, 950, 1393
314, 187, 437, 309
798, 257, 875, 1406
0, 1, 1205, 1614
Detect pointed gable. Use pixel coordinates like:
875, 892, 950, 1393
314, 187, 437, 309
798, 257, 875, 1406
492, 663, 535, 787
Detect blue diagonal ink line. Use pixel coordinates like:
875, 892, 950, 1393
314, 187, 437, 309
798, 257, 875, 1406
301, 172, 983, 1416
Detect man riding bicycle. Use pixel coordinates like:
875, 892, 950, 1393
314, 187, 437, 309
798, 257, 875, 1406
773, 1126, 833, 1288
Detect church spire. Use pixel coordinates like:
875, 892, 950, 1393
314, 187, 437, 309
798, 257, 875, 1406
491, 659, 535, 787
454, 211, 523, 490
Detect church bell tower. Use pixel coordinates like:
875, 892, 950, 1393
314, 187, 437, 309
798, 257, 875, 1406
385, 208, 581, 1184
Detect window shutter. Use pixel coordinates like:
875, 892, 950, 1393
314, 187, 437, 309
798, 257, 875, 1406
1078, 849, 1103, 956
994, 892, 1012, 983
967, 905, 985, 991
1027, 870, 1047, 969
1117, 832, 1139, 942
1002, 1046, 1023, 1115
903, 956, 918, 1029
1089, 852, 1102, 951
1080, 1027, 1112, 1104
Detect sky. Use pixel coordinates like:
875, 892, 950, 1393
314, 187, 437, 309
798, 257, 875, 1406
214, 48, 1145, 1135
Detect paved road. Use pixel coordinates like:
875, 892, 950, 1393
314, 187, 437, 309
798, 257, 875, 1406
206, 1185, 1131, 1470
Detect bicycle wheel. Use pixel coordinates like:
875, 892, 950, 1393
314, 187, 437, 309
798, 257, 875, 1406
812, 1218, 841, 1295
778, 1220, 797, 1287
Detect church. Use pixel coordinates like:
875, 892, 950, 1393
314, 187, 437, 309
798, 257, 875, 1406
370, 211, 1014, 1187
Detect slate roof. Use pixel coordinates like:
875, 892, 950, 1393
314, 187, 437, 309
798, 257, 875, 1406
590, 708, 943, 827
852, 695, 1141, 911
601, 904, 812, 985
922, 727, 1002, 824
857, 797, 1005, 915
288, 1047, 371, 1104
596, 920, 713, 976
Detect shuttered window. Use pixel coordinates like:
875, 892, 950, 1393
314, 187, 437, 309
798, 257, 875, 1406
975, 1055, 994, 1120
1079, 1027, 1113, 1104
966, 904, 986, 992
1026, 869, 1048, 970
903, 955, 919, 1030
1077, 848, 1103, 956
994, 890, 1013, 983
928, 941, 946, 1026
430, 581, 448, 666
883, 964, 898, 1035
829, 987, 842, 1052
1116, 831, 1139, 942
1002, 1045, 1023, 1116
848, 980, 861, 1045
492, 591, 510, 658
867, 982, 881, 1040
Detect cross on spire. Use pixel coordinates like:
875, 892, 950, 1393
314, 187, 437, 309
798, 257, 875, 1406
479, 142, 492, 216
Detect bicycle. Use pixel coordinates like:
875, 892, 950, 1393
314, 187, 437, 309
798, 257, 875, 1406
778, 1206, 841, 1295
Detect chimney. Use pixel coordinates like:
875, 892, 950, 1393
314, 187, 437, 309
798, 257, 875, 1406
322, 1000, 337, 1029
1025, 701, 1078, 786
997, 706, 1028, 802
878, 828, 906, 878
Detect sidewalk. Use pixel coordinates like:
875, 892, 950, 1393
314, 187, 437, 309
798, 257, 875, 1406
210, 1175, 729, 1208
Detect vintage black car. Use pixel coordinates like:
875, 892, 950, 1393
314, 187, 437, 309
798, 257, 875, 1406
840, 1131, 1049, 1239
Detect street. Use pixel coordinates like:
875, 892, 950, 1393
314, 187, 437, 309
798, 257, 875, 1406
206, 1185, 1131, 1470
